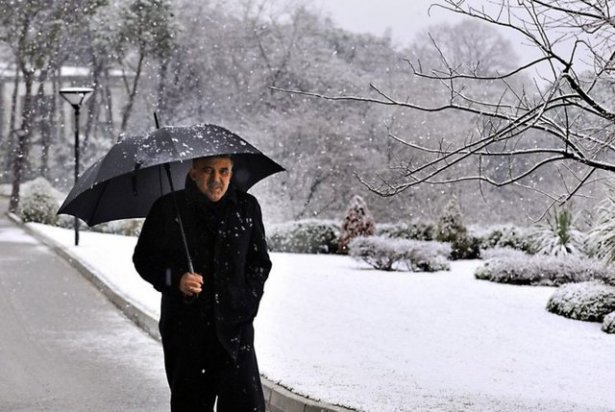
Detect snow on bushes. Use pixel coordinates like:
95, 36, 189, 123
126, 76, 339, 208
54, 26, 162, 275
338, 195, 375, 254
586, 192, 615, 263
92, 219, 144, 236
267, 219, 340, 254
435, 197, 480, 259
475, 253, 615, 286
376, 221, 436, 241
470, 224, 535, 253
348, 235, 450, 272
436, 196, 466, 242
19, 177, 63, 225
601, 311, 615, 333
531, 207, 587, 258
546, 281, 615, 322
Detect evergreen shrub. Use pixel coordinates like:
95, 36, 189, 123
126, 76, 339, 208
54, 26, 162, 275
602, 311, 615, 334
376, 221, 436, 241
475, 253, 614, 286
436, 197, 480, 260
531, 207, 587, 257
267, 219, 340, 254
587, 192, 615, 263
348, 235, 450, 272
19, 177, 62, 225
338, 195, 375, 254
471, 224, 535, 253
546, 281, 615, 322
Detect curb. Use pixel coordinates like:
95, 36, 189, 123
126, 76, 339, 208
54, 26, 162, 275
6, 211, 354, 412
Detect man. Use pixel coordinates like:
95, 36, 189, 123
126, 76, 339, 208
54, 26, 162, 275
133, 155, 271, 411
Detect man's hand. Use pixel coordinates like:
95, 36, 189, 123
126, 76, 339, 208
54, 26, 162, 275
179, 273, 203, 296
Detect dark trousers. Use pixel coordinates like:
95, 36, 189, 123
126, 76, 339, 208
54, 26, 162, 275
159, 315, 265, 412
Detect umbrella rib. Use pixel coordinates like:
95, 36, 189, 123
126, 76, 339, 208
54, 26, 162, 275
89, 179, 110, 225
158, 165, 164, 195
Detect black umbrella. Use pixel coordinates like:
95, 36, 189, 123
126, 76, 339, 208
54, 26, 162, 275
58, 123, 285, 271
57, 134, 146, 226
136, 124, 284, 192
58, 124, 284, 225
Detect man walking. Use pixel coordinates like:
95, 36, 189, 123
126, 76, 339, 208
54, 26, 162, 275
133, 154, 271, 411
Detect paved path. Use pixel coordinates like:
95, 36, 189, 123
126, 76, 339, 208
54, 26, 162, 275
0, 197, 169, 412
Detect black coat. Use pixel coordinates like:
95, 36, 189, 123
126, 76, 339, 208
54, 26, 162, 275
133, 180, 272, 360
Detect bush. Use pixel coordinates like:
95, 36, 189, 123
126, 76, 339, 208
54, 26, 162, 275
587, 191, 615, 263
338, 195, 375, 254
436, 196, 466, 243
19, 177, 63, 225
404, 241, 451, 272
471, 224, 535, 253
348, 235, 450, 272
546, 281, 615, 322
267, 219, 340, 254
376, 220, 436, 241
602, 311, 615, 333
450, 234, 481, 260
92, 219, 144, 236
434, 197, 480, 260
531, 207, 587, 258
481, 247, 528, 261
475, 253, 615, 286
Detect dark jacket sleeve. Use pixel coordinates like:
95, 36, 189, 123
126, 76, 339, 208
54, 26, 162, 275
235, 198, 272, 323
132, 197, 185, 295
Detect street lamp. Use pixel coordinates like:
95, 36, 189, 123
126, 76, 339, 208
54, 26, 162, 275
59, 86, 93, 246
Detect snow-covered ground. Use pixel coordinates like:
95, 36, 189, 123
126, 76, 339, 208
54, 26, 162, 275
25, 223, 615, 412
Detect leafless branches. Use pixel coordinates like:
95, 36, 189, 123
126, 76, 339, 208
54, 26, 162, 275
274, 0, 615, 214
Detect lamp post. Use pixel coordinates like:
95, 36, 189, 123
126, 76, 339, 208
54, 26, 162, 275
59, 86, 93, 246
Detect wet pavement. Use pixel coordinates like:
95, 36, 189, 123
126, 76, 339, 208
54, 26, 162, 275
0, 197, 169, 411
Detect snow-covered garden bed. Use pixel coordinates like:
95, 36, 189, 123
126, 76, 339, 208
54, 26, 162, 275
22, 223, 615, 412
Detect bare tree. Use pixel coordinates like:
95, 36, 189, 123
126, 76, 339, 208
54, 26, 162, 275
281, 0, 615, 216
116, 0, 175, 134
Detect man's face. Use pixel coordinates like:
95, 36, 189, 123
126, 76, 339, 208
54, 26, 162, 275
189, 157, 233, 202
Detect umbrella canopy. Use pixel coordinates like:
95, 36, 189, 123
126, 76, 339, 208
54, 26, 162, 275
58, 124, 285, 226
137, 124, 284, 191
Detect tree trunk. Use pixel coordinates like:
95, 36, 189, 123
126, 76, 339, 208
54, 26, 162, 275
3, 66, 20, 180
9, 71, 34, 213
34, 70, 50, 178
101, 67, 115, 140
120, 52, 144, 134
156, 58, 168, 122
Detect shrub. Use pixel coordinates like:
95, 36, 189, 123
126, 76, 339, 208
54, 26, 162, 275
546, 281, 615, 322
436, 196, 467, 243
531, 207, 587, 258
471, 224, 535, 253
267, 219, 339, 254
19, 177, 63, 225
602, 311, 615, 333
475, 253, 615, 286
348, 235, 450, 272
435, 197, 480, 260
92, 219, 144, 236
404, 241, 451, 272
348, 236, 405, 271
481, 247, 528, 261
450, 234, 481, 260
587, 192, 615, 263
338, 195, 375, 254
376, 220, 436, 241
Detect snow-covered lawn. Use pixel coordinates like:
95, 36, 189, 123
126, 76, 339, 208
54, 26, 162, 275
28, 224, 615, 412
